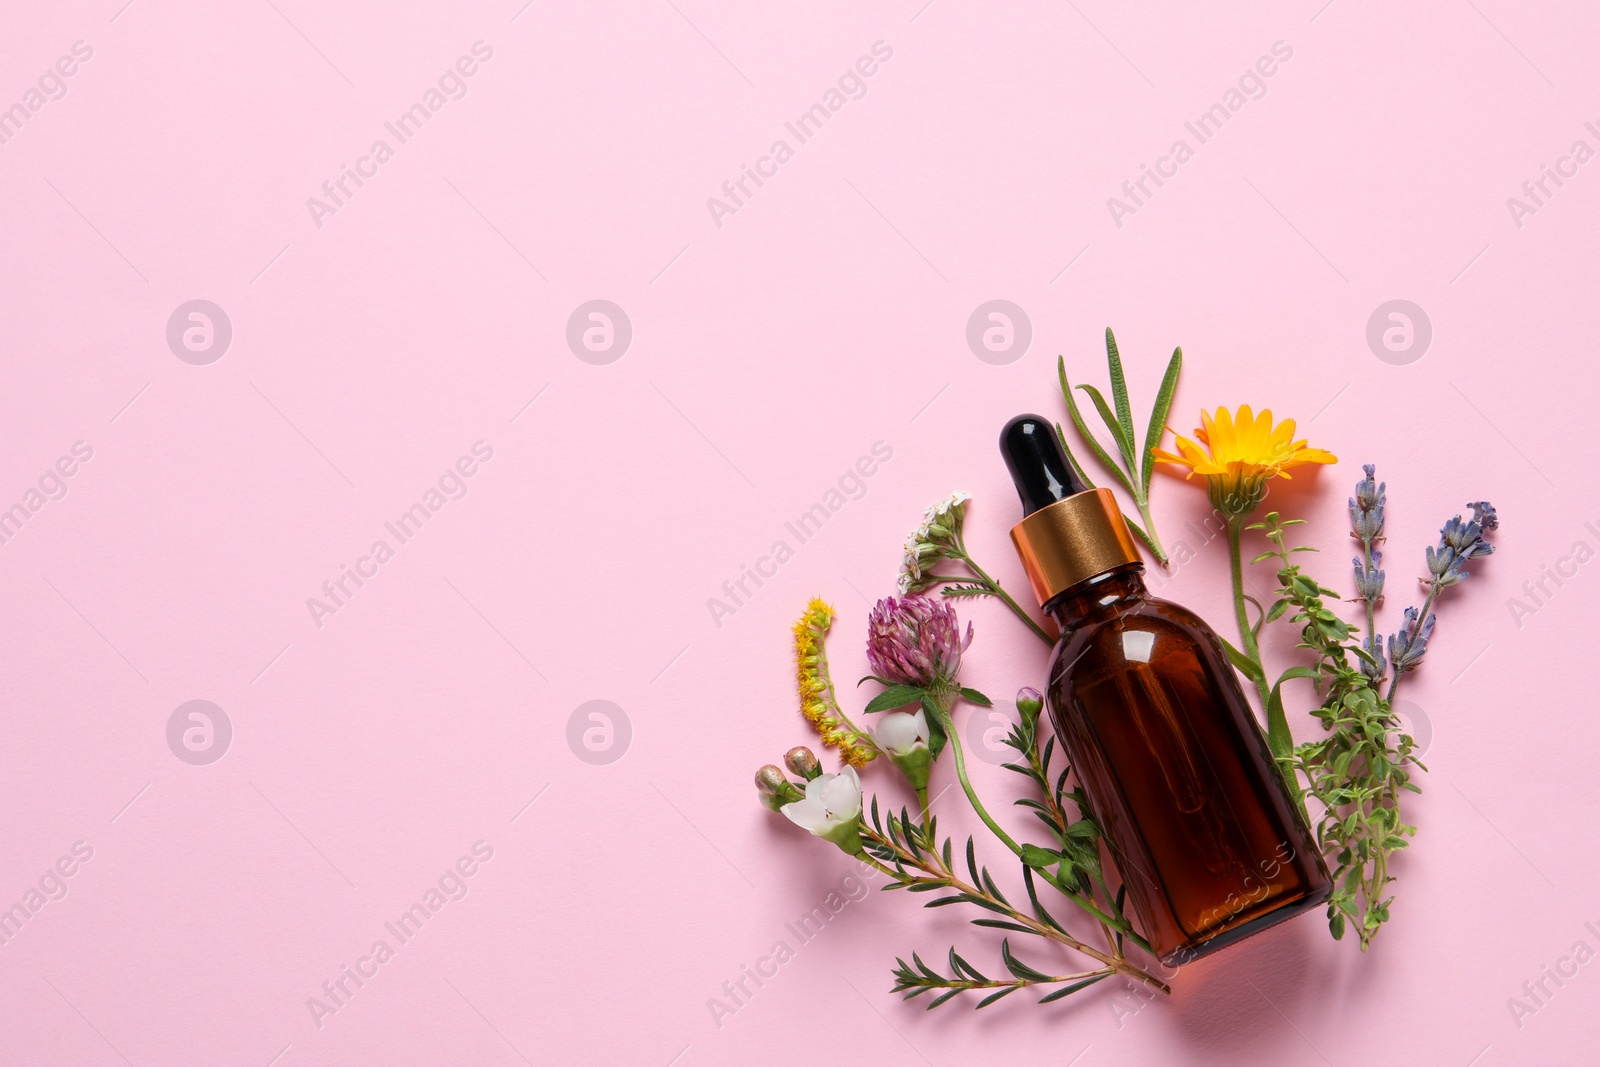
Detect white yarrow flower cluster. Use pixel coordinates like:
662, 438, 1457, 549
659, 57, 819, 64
897, 491, 971, 594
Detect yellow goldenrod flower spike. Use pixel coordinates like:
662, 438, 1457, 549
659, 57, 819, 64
792, 598, 877, 767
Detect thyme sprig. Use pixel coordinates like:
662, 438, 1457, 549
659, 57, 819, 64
896, 493, 1052, 646
1251, 513, 1419, 948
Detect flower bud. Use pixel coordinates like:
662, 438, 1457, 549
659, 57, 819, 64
755, 764, 788, 795
756, 764, 803, 811
872, 709, 933, 791
1017, 687, 1043, 729
785, 746, 821, 780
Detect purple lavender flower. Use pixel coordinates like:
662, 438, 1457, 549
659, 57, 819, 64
1387, 606, 1435, 673
1425, 504, 1498, 589
1353, 549, 1386, 602
1386, 500, 1497, 697
1350, 464, 1388, 680
865, 595, 972, 689
1360, 633, 1388, 681
1349, 464, 1386, 544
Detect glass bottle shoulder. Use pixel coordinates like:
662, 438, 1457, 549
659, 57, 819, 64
1047, 589, 1225, 693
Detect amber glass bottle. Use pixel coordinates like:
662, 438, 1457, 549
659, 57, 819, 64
1001, 415, 1330, 966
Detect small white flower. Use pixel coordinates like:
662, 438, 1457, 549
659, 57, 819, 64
896, 492, 972, 596
873, 709, 930, 757
780, 765, 863, 838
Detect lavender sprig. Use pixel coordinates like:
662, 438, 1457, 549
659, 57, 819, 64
1349, 464, 1387, 680
1387, 501, 1498, 701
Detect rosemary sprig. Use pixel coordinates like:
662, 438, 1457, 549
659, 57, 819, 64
1055, 328, 1182, 564
859, 801, 1168, 1007
890, 942, 1111, 1009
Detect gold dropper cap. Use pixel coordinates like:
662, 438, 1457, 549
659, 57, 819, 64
1009, 488, 1140, 607
999, 414, 1141, 608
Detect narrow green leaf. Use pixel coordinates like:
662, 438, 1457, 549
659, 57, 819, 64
1001, 939, 1052, 982
1121, 514, 1162, 560
1052, 421, 1099, 491
1037, 973, 1109, 1003
1021, 867, 1066, 933
927, 988, 965, 1009
1103, 327, 1135, 447
1218, 636, 1265, 683
1076, 383, 1137, 473
969, 918, 1036, 934
950, 947, 987, 983
958, 686, 993, 707
1275, 664, 1320, 685
980, 868, 1012, 908
976, 986, 1021, 1009
1141, 345, 1182, 495
1058, 358, 1135, 493
1265, 685, 1295, 763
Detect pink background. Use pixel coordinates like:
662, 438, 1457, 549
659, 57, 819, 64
1, 0, 1595, 1063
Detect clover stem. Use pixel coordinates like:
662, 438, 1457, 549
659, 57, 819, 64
928, 697, 1127, 933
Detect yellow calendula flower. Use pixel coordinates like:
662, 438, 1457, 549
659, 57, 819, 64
793, 598, 877, 767
1153, 405, 1336, 518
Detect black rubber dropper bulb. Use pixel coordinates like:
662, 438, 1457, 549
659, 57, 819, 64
999, 414, 1090, 517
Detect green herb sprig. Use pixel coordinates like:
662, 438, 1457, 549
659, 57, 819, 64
1056, 328, 1182, 565
1251, 513, 1420, 948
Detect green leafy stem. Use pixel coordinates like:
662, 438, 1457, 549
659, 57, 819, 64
1226, 513, 1420, 950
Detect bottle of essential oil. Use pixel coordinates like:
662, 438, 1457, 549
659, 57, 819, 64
999, 414, 1331, 965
